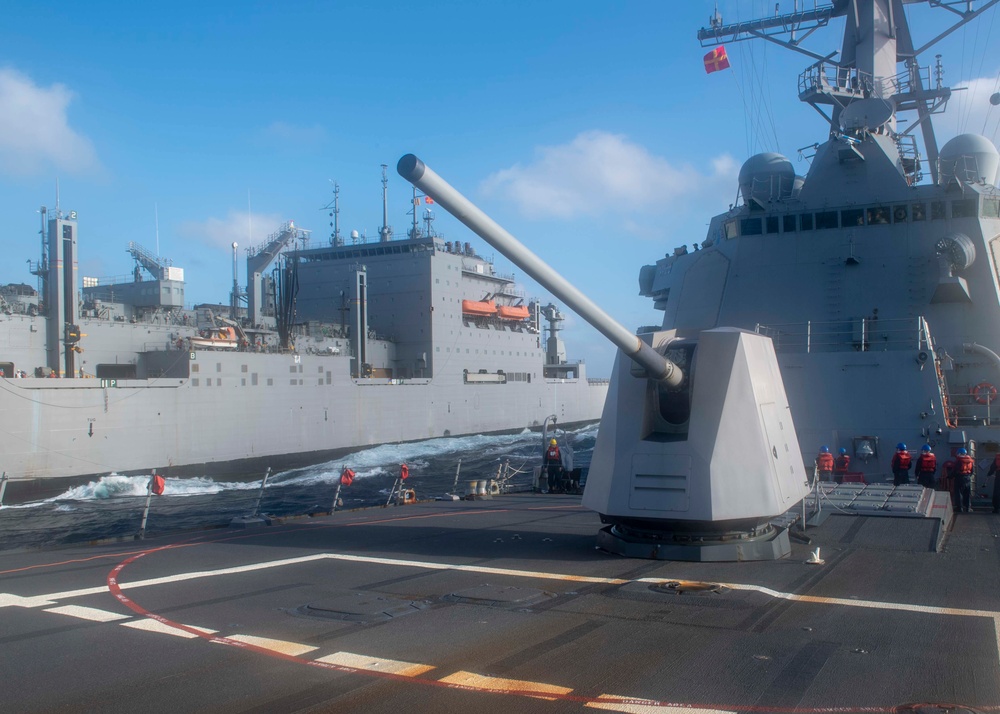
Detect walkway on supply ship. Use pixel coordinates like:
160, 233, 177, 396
1, 494, 999, 713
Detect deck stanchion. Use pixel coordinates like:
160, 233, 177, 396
451, 459, 462, 494
138, 472, 155, 540
252, 467, 272, 518
0, 472, 7, 508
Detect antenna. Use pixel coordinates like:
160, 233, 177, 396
321, 181, 342, 246
379, 164, 391, 243
154, 202, 160, 256
55, 178, 61, 219
247, 189, 253, 246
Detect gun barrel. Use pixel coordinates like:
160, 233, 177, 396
397, 154, 681, 387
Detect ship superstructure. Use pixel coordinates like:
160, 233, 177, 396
643, 0, 1000, 487
0, 183, 607, 500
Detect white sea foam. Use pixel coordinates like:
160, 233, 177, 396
15, 427, 594, 504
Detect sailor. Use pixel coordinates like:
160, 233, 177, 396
544, 438, 562, 493
954, 448, 975, 513
914, 445, 937, 489
891, 443, 912, 486
988, 453, 1000, 513
833, 448, 851, 483
816, 446, 834, 482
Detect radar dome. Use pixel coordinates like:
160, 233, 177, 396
738, 153, 796, 206
939, 133, 999, 186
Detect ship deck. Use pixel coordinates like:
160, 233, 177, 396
1, 493, 999, 713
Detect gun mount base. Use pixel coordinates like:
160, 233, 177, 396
596, 521, 791, 562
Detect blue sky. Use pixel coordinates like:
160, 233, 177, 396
2, 1, 998, 377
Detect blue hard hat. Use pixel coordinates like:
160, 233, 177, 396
820, 445, 830, 453
958, 447, 968, 455
839, 448, 847, 454
897, 442, 907, 450
921, 444, 931, 452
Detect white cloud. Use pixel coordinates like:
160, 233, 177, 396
179, 210, 286, 251
934, 76, 1000, 149
0, 67, 99, 176
480, 131, 737, 220
259, 121, 327, 149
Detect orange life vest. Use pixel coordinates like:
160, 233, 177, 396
957, 454, 975, 475
893, 451, 911, 470
834, 455, 850, 473
817, 453, 834, 471
546, 445, 561, 462
915, 453, 937, 472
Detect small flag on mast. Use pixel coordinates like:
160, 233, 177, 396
704, 46, 730, 74
424, 196, 434, 205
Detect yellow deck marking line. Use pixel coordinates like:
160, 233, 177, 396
219, 635, 316, 657
219, 634, 317, 657
438, 671, 573, 700
120, 619, 217, 639
44, 605, 130, 622
315, 651, 435, 677
587, 695, 736, 714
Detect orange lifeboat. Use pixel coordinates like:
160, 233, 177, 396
497, 305, 530, 320
461, 299, 497, 316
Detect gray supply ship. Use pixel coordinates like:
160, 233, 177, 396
0, 170, 608, 501
4, 3, 1000, 713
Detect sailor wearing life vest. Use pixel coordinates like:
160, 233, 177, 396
891, 443, 912, 486
816, 446, 834, 482
544, 438, 562, 493
914, 445, 937, 489
954, 447, 975, 513
833, 448, 851, 483
987, 453, 1000, 513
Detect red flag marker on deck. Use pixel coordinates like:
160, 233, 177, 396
704, 46, 730, 74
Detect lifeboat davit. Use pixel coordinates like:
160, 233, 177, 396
462, 299, 497, 316
497, 305, 530, 320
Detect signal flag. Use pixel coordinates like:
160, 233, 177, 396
704, 46, 730, 74
151, 474, 165, 495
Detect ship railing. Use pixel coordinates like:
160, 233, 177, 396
755, 316, 931, 354
798, 62, 931, 102
942, 389, 1000, 427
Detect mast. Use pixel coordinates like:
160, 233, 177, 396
379, 164, 392, 243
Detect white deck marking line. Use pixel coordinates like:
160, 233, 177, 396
7, 551, 999, 624
120, 619, 217, 639
322, 553, 630, 584
218, 634, 317, 657
438, 671, 573, 700
1, 553, 331, 609
43, 605, 130, 622
315, 651, 435, 677
587, 695, 736, 714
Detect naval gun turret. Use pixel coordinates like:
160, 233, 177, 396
398, 154, 810, 561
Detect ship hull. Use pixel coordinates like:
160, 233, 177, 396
0, 350, 606, 500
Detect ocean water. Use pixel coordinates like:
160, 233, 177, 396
0, 424, 597, 551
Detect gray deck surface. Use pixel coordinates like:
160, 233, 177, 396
1, 494, 998, 713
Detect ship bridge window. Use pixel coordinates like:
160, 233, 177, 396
842, 208, 865, 227
892, 205, 908, 223
867, 207, 889, 225
800, 213, 814, 230
985, 198, 1000, 218
782, 215, 797, 232
815, 211, 839, 229
931, 201, 946, 220
912, 203, 926, 221
723, 220, 737, 239
740, 217, 762, 235
952, 198, 978, 218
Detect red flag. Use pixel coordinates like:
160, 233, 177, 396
424, 196, 434, 205
340, 468, 355, 486
704, 46, 730, 74
400, 463, 409, 480
151, 474, 165, 495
